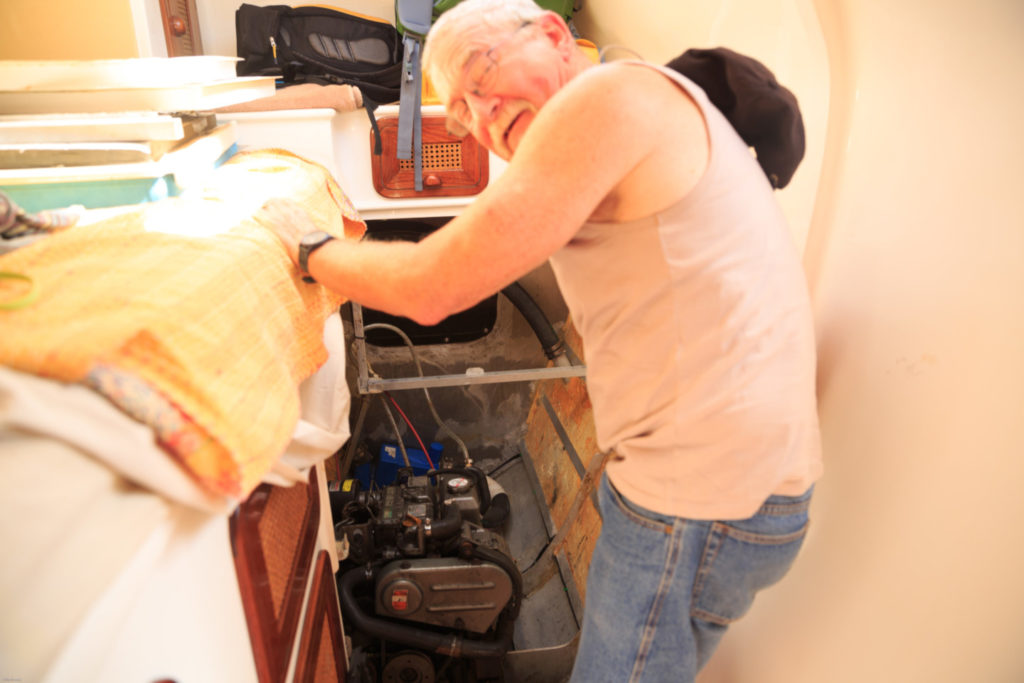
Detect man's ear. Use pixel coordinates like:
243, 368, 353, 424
534, 10, 574, 58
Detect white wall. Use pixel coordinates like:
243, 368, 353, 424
579, 0, 1024, 681
129, 0, 168, 58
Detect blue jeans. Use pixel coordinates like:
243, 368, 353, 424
569, 474, 812, 683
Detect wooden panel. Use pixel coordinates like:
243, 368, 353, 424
370, 116, 488, 198
294, 550, 348, 683
159, 0, 204, 57
230, 468, 321, 683
522, 319, 604, 603
559, 484, 603, 602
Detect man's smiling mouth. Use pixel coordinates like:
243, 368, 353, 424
503, 111, 527, 148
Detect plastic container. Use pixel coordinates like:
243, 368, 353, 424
355, 441, 443, 488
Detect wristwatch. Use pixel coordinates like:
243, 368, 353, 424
297, 231, 335, 283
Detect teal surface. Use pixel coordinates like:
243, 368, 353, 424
0, 176, 179, 214
0, 144, 237, 213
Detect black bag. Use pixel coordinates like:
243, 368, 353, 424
235, 3, 403, 107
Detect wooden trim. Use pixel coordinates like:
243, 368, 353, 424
158, 0, 204, 56
230, 468, 321, 683
294, 550, 348, 682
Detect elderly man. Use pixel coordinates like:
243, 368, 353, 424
262, 0, 821, 680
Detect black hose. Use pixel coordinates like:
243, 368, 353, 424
426, 502, 462, 540
481, 492, 510, 529
501, 282, 565, 360
337, 566, 513, 658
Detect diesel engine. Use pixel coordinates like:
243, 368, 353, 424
333, 466, 522, 682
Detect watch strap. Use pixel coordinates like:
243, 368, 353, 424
298, 232, 335, 283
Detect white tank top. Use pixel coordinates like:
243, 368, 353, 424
548, 62, 821, 519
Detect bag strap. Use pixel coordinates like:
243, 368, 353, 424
396, 0, 434, 36
396, 0, 435, 191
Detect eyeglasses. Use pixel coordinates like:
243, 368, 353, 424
445, 21, 533, 137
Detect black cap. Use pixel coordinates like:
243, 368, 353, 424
666, 47, 806, 189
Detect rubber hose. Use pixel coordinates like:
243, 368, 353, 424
481, 492, 510, 529
337, 566, 512, 658
426, 502, 462, 540
501, 282, 565, 361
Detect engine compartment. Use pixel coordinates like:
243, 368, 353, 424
333, 467, 527, 682
334, 269, 595, 682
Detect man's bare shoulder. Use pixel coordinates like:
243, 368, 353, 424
555, 61, 710, 222
562, 61, 704, 122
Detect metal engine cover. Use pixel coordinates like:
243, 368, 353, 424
375, 557, 513, 634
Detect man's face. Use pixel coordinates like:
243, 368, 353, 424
438, 20, 564, 161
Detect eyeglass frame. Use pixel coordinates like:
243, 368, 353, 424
444, 20, 535, 138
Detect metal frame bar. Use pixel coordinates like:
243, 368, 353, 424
517, 440, 559, 540
554, 548, 584, 627
540, 394, 600, 516
350, 301, 586, 395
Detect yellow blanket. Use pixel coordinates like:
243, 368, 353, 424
0, 150, 366, 498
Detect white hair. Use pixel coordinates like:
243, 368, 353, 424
422, 0, 550, 96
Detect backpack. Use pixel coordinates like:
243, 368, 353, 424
235, 3, 404, 152
235, 3, 403, 104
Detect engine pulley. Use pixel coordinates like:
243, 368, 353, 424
382, 650, 435, 683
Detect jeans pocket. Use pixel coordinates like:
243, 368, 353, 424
690, 512, 809, 625
600, 475, 675, 534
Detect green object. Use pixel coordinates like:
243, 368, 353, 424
535, 0, 576, 21
396, 0, 576, 35
0, 271, 38, 311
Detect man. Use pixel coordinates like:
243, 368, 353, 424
262, 0, 822, 680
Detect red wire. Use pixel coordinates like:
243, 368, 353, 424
384, 391, 435, 469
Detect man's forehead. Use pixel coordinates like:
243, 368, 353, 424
429, 19, 523, 96
446, 23, 497, 65
454, 44, 487, 73
432, 40, 487, 96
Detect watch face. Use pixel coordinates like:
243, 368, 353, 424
301, 230, 332, 246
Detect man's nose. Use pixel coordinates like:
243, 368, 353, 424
464, 90, 500, 125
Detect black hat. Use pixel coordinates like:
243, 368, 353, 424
666, 47, 805, 189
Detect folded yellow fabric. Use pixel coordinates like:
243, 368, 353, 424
0, 150, 366, 498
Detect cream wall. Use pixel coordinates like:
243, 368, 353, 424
0, 0, 139, 59
574, 0, 828, 252
580, 0, 1024, 681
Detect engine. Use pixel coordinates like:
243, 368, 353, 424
333, 467, 522, 682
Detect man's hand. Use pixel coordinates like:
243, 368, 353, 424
257, 198, 320, 267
